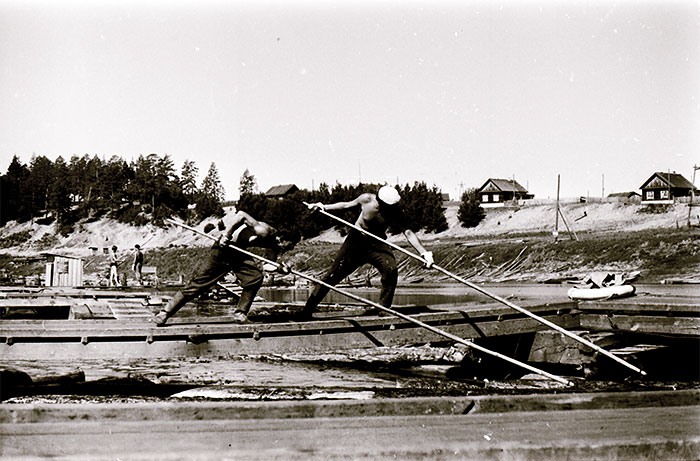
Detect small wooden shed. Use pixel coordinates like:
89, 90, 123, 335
264, 184, 299, 199
43, 253, 83, 287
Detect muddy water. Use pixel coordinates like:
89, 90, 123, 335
261, 282, 699, 305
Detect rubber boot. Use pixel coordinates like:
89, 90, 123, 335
231, 289, 256, 323
154, 292, 186, 326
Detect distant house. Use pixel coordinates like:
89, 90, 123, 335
640, 172, 696, 205
477, 178, 533, 208
607, 191, 641, 204
264, 184, 299, 199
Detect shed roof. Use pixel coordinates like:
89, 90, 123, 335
607, 191, 641, 198
264, 184, 299, 197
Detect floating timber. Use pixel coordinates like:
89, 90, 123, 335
1, 288, 698, 365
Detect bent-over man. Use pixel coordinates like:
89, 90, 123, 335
154, 211, 289, 326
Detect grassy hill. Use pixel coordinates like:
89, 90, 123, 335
1, 201, 698, 285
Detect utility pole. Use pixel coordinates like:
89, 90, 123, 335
688, 165, 699, 228
554, 174, 560, 242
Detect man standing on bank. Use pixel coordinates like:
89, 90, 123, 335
108, 245, 120, 287
132, 244, 144, 286
302, 185, 434, 319
153, 210, 289, 326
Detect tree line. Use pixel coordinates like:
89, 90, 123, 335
1, 154, 485, 241
0, 153, 224, 233
236, 170, 451, 244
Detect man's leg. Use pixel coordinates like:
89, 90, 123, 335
230, 257, 264, 323
302, 234, 365, 317
367, 243, 398, 308
154, 247, 231, 326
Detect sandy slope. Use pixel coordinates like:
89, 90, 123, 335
0, 201, 693, 257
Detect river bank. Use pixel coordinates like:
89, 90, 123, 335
1, 202, 698, 287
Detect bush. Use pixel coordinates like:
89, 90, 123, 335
0, 230, 32, 249
458, 188, 485, 228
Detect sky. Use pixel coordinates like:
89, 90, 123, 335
1, 0, 698, 201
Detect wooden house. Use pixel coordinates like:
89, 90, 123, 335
640, 172, 696, 205
477, 178, 533, 208
264, 184, 299, 199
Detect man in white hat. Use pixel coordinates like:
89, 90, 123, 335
302, 185, 434, 319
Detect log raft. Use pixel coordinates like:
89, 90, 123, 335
0, 298, 578, 360
0, 291, 697, 362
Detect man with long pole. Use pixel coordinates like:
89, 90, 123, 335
308, 202, 646, 376
154, 211, 289, 326
167, 218, 572, 386
301, 185, 434, 320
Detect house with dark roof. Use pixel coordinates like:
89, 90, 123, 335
640, 172, 696, 205
477, 178, 533, 208
264, 184, 299, 199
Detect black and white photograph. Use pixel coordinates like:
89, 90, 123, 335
1, 0, 699, 459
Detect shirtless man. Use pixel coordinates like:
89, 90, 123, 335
302, 185, 433, 319
153, 210, 289, 326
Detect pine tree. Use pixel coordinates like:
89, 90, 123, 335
180, 160, 199, 200
196, 162, 225, 219
239, 169, 257, 196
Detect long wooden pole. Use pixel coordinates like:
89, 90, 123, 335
165, 218, 572, 386
554, 174, 560, 242
305, 205, 646, 376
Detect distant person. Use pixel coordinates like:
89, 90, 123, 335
108, 245, 120, 287
302, 185, 434, 319
153, 211, 290, 326
132, 244, 144, 285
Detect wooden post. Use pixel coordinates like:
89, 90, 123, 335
554, 174, 560, 242
558, 208, 579, 241
688, 165, 698, 228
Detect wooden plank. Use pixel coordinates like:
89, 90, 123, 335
0, 314, 580, 360
579, 314, 700, 337
0, 297, 74, 309
576, 296, 700, 315
68, 303, 115, 320
0, 306, 577, 338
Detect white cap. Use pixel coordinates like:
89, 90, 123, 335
377, 185, 401, 205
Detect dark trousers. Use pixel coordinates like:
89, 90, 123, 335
176, 245, 263, 314
305, 230, 398, 309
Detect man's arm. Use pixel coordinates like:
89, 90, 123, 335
403, 229, 434, 268
309, 193, 370, 212
226, 211, 264, 238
